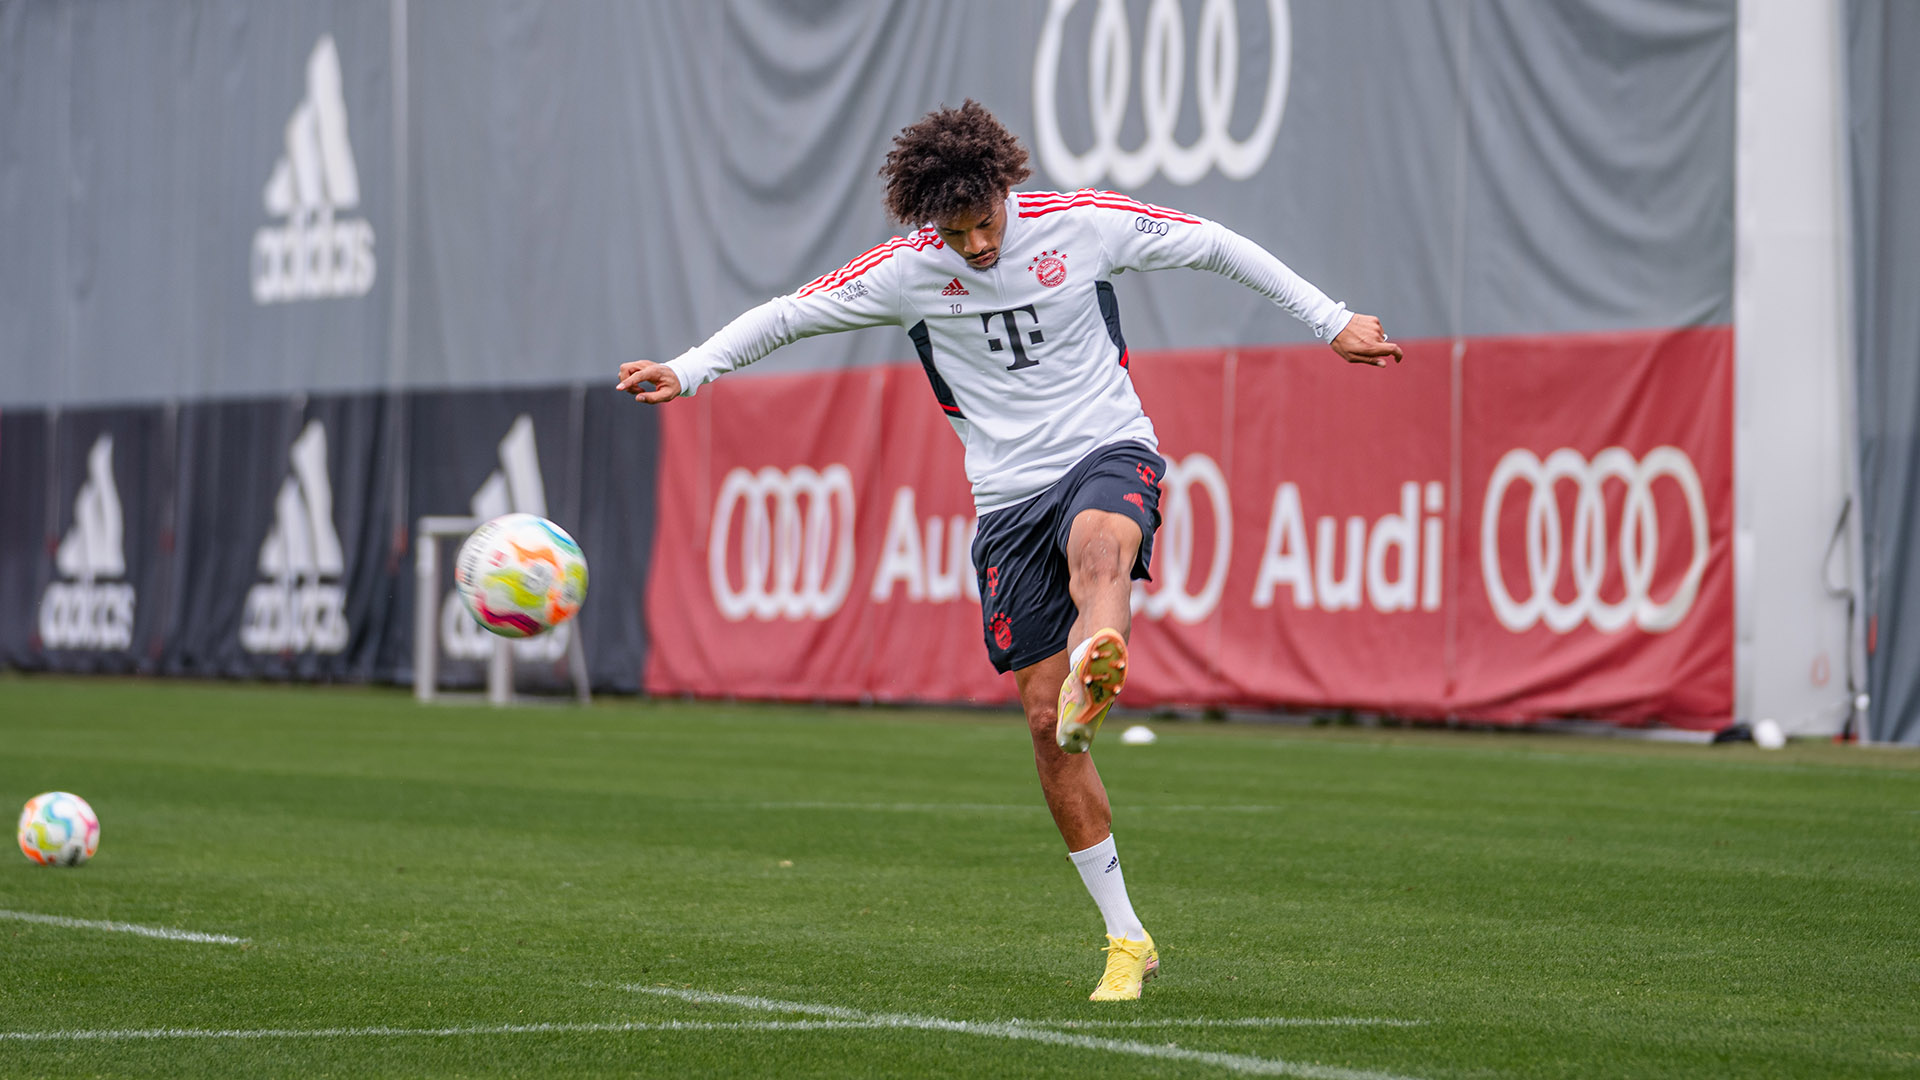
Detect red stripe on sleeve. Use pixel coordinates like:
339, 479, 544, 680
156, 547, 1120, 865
1015, 189, 1200, 224
795, 230, 944, 298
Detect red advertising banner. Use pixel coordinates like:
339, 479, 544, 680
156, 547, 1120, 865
645, 326, 1734, 727
645, 365, 1011, 704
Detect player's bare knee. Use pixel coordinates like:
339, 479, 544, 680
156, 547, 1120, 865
1024, 702, 1058, 743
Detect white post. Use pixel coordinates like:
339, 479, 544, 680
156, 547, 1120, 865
488, 637, 513, 706
1733, 0, 1859, 735
413, 521, 438, 702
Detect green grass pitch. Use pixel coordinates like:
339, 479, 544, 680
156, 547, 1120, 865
1, 676, 1916, 1078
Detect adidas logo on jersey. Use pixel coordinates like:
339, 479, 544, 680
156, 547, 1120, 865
940, 278, 969, 296
242, 419, 349, 654
251, 35, 376, 304
38, 435, 136, 651
439, 415, 569, 664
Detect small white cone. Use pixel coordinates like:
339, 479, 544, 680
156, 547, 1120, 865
1753, 718, 1786, 750
1119, 724, 1157, 746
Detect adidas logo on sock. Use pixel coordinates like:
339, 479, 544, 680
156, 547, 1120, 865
1104, 856, 1119, 874
940, 278, 968, 296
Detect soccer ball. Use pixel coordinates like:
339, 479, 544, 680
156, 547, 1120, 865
18, 791, 100, 867
454, 513, 588, 638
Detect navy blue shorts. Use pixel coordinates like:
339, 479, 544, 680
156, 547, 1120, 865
971, 441, 1166, 674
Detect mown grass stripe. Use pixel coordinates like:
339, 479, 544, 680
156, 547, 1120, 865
1013, 1017, 1428, 1029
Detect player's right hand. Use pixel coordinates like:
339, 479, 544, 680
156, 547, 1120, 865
616, 360, 683, 404
1331, 314, 1404, 367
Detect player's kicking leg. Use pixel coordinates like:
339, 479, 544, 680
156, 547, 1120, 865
1055, 510, 1139, 754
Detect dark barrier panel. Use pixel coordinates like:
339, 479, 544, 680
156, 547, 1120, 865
165, 394, 397, 681
13, 408, 174, 674
0, 412, 51, 669
2, 386, 656, 694
395, 387, 581, 691
577, 387, 660, 694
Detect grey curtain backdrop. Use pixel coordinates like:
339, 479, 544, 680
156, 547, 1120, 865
2, 0, 1735, 409
1848, 0, 1920, 745
0, 0, 1737, 691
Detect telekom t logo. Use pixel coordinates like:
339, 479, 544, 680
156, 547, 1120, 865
980, 306, 1044, 371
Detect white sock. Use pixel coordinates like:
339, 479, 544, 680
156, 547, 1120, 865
1068, 835, 1146, 941
1068, 638, 1091, 672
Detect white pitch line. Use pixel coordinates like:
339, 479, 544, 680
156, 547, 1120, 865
623, 986, 1427, 1080
0, 1020, 891, 1043
0, 909, 248, 945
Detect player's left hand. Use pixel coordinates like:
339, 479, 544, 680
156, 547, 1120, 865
1331, 314, 1403, 367
616, 360, 683, 404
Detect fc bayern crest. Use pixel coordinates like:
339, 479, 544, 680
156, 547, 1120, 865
1027, 249, 1068, 288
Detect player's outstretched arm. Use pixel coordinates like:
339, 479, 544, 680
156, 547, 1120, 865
614, 240, 906, 406
616, 360, 683, 404
1092, 196, 1401, 368
1330, 314, 1403, 367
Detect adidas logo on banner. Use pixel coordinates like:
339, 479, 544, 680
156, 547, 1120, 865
251, 35, 376, 304
439, 415, 569, 664
940, 278, 969, 296
38, 435, 136, 651
241, 419, 349, 654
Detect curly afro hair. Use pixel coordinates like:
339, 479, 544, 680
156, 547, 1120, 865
879, 100, 1032, 226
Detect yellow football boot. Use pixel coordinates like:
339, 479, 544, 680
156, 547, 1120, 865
1089, 931, 1159, 1001
1055, 627, 1128, 754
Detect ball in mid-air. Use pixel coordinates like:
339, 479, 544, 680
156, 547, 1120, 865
455, 513, 588, 638
18, 791, 100, 867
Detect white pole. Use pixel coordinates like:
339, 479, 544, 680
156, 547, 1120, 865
488, 636, 513, 706
413, 521, 436, 702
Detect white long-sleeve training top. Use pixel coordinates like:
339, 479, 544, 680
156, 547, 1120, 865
664, 189, 1354, 513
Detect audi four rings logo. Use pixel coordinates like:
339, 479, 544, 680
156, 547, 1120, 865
1033, 0, 1292, 187
1133, 453, 1232, 623
1134, 217, 1170, 235
1480, 447, 1710, 635
709, 465, 858, 621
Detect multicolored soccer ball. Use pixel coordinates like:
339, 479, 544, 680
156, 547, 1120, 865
454, 513, 588, 638
18, 791, 100, 867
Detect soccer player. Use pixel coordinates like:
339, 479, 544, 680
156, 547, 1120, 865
618, 101, 1400, 1000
